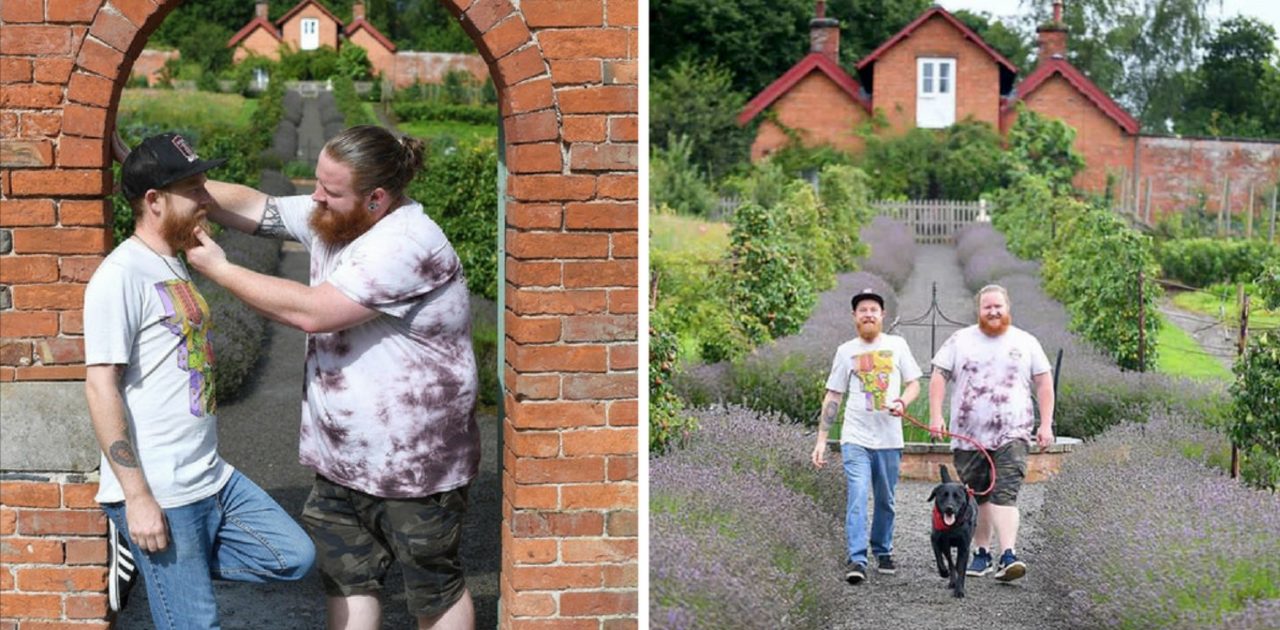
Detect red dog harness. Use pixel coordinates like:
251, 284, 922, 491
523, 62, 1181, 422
932, 505, 966, 532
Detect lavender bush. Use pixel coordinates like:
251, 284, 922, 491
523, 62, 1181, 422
858, 217, 917, 290
194, 229, 281, 401
651, 407, 846, 628
1040, 410, 1280, 629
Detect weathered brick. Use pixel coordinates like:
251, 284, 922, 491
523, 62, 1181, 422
549, 59, 602, 86
607, 0, 639, 26
505, 313, 561, 343
16, 566, 107, 592
562, 116, 606, 143
507, 535, 557, 564
507, 232, 608, 259
564, 202, 637, 230
0, 482, 61, 507
508, 175, 595, 202
562, 373, 635, 400
58, 256, 102, 282
504, 590, 556, 617
512, 510, 604, 537
16, 509, 106, 536
113, 0, 160, 28
463, 0, 513, 34
0, 199, 56, 227
508, 343, 607, 373
560, 590, 637, 616
569, 143, 637, 171
561, 482, 636, 510
61, 104, 107, 137
610, 232, 637, 258
540, 29, 629, 60
505, 479, 558, 509
1, 538, 64, 564
510, 564, 601, 590
0, 312, 60, 337
37, 337, 85, 364
608, 116, 637, 142
0, 592, 62, 619
89, 7, 138, 53
0, 341, 34, 366
505, 260, 562, 287
0, 256, 59, 284
0, 27, 72, 55
508, 288, 607, 316
11, 169, 109, 196
0, 112, 16, 137
604, 60, 637, 85
562, 313, 636, 342
513, 457, 604, 484
562, 428, 636, 456
0, 138, 54, 167
508, 401, 606, 429
65, 593, 109, 619
606, 510, 638, 536
76, 37, 126, 78
0, 57, 34, 83
506, 203, 562, 229
597, 174, 636, 200
67, 71, 115, 107
64, 539, 107, 565
0, 84, 64, 109
495, 45, 545, 87
1, 0, 44, 22
507, 142, 561, 174
62, 483, 98, 509
11, 283, 86, 309
503, 109, 558, 144
562, 261, 637, 289
607, 400, 638, 427
21, 112, 63, 137
480, 17, 532, 60
33, 58, 75, 83
608, 344, 637, 370
15, 364, 88, 380
57, 135, 109, 168
59, 200, 110, 225
60, 310, 85, 334
523, 0, 602, 27
607, 455, 638, 481
13, 227, 109, 253
48, 0, 101, 23
558, 86, 636, 114
607, 288, 638, 314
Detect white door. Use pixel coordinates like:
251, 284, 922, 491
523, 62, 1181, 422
301, 18, 319, 50
916, 58, 956, 128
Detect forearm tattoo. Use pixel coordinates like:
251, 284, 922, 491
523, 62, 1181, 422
253, 197, 294, 240
108, 440, 140, 468
818, 400, 839, 433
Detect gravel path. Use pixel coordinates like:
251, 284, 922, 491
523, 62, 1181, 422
826, 244, 1075, 630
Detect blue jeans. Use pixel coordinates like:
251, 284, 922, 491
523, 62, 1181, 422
841, 443, 901, 565
102, 471, 315, 629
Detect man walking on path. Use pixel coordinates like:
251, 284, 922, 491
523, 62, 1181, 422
84, 133, 315, 627
812, 289, 923, 584
929, 284, 1055, 582
188, 125, 481, 629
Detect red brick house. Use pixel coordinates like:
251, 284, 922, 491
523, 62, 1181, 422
229, 1, 395, 75
742, 1, 1280, 217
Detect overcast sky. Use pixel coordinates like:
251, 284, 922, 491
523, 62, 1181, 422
938, 0, 1280, 41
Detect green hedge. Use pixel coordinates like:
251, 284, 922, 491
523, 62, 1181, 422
391, 102, 498, 126
331, 75, 376, 127
1157, 237, 1280, 288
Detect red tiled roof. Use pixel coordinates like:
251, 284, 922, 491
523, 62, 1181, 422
276, 0, 344, 28
227, 17, 280, 48
856, 6, 1018, 75
738, 53, 870, 125
345, 19, 396, 53
1006, 57, 1140, 135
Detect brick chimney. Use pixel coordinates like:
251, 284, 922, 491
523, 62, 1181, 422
1036, 0, 1068, 61
255, 2, 269, 20
810, 1, 840, 63
353, 2, 365, 21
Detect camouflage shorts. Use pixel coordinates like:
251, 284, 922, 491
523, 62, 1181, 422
954, 440, 1027, 506
301, 475, 469, 619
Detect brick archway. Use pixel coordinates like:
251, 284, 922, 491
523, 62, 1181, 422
0, 1, 638, 627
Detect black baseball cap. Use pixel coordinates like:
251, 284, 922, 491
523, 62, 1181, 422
851, 288, 885, 310
120, 132, 225, 201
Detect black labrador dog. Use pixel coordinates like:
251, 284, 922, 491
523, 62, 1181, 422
928, 465, 977, 598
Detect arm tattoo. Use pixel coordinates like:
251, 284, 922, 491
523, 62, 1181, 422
108, 440, 140, 468
818, 400, 839, 433
253, 197, 295, 240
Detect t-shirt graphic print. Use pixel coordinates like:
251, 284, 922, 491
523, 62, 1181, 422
154, 279, 216, 417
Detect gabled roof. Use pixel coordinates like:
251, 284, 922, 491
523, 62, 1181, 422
345, 18, 396, 52
738, 53, 870, 125
227, 17, 280, 48
276, 0, 344, 28
1007, 57, 1140, 135
856, 6, 1018, 75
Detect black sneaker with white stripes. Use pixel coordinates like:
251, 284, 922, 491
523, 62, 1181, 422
107, 519, 137, 613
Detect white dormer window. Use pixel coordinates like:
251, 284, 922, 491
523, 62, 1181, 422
301, 18, 320, 50
917, 57, 956, 128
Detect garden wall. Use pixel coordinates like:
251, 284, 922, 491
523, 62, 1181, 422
0, 1, 638, 628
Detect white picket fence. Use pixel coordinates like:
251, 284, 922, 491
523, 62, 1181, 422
870, 199, 990, 243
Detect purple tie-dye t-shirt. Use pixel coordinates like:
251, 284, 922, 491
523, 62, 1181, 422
931, 325, 1051, 451
276, 195, 480, 498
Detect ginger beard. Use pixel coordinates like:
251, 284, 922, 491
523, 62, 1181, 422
979, 311, 1012, 337
309, 200, 378, 247
857, 316, 882, 341
162, 204, 211, 252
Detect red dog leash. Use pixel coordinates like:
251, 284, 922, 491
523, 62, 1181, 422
899, 409, 996, 498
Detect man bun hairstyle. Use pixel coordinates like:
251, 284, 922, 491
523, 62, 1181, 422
322, 125, 426, 198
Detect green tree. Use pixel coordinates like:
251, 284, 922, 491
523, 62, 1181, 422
1002, 105, 1085, 195
827, 0, 932, 68
336, 44, 373, 81
650, 57, 754, 181
1178, 16, 1280, 138
1027, 0, 1213, 132
951, 9, 1035, 72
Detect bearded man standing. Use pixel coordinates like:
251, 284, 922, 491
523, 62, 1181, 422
84, 133, 315, 627
812, 288, 922, 584
928, 284, 1055, 582
187, 125, 480, 630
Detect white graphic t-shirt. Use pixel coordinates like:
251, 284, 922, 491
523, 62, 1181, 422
825, 334, 923, 449
275, 195, 480, 499
84, 238, 233, 507
931, 325, 1052, 450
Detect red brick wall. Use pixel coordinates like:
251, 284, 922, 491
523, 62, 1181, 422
391, 51, 490, 89
0, 1, 639, 628
129, 49, 178, 86
1132, 135, 1280, 220
871, 14, 1002, 135
232, 27, 282, 63
1012, 74, 1136, 194
0, 476, 109, 629
750, 72, 867, 161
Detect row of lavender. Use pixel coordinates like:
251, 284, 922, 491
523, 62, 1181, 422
955, 222, 1279, 627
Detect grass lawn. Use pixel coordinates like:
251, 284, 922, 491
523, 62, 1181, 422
651, 213, 730, 258
119, 89, 258, 131
1172, 284, 1280, 328
1156, 319, 1234, 380
398, 119, 497, 146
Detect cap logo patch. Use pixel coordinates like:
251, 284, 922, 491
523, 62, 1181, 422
171, 135, 198, 162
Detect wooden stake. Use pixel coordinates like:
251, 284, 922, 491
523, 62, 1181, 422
1137, 269, 1146, 371
1232, 287, 1250, 480
1246, 182, 1254, 239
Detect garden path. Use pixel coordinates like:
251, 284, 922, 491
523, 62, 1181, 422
113, 94, 500, 628
827, 244, 1074, 629
1158, 298, 1237, 370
